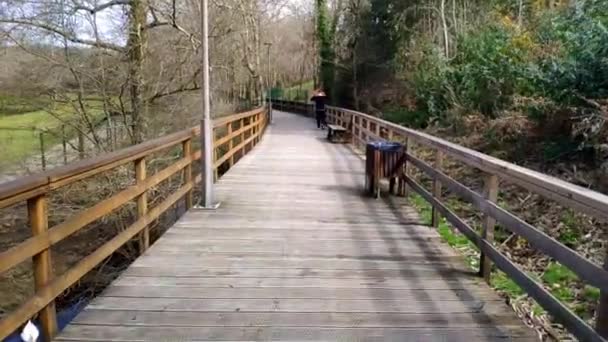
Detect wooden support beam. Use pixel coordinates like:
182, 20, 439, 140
135, 157, 148, 253
597, 252, 608, 338
182, 139, 193, 209
431, 150, 444, 227
401, 138, 412, 197
227, 123, 234, 167
28, 195, 57, 341
480, 174, 499, 283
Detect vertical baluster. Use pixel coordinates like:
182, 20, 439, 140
480, 174, 499, 283
227, 122, 234, 168
401, 137, 412, 197
28, 194, 57, 341
431, 150, 444, 227
135, 157, 148, 252
182, 138, 193, 209
597, 252, 608, 338
240, 118, 246, 158
375, 122, 380, 139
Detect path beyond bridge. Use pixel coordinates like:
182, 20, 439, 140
56, 112, 536, 341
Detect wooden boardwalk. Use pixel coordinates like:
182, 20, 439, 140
57, 111, 536, 341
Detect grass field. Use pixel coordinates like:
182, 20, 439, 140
272, 81, 314, 101
0, 95, 105, 170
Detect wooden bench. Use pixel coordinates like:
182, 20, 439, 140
327, 124, 348, 143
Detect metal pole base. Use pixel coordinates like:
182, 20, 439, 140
193, 202, 221, 210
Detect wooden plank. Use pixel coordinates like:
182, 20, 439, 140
70, 310, 530, 328
85, 297, 500, 314
99, 286, 498, 301
56, 325, 536, 342
121, 266, 473, 279
131, 255, 464, 268
113, 276, 485, 289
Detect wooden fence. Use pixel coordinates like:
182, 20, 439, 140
270, 99, 314, 117
319, 105, 608, 341
0, 107, 268, 341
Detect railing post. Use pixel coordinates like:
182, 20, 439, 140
253, 113, 259, 145
28, 194, 57, 341
479, 174, 499, 283
597, 253, 608, 338
240, 118, 246, 158
227, 122, 234, 168
351, 115, 356, 146
135, 157, 149, 252
431, 150, 444, 227
213, 144, 219, 182
182, 138, 193, 209
401, 137, 412, 197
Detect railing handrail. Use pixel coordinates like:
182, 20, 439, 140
332, 106, 608, 222
0, 107, 268, 209
0, 107, 268, 341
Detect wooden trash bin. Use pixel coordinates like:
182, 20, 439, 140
365, 141, 406, 198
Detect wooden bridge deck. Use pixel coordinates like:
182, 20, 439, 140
57, 111, 536, 341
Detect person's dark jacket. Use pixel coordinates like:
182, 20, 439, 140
310, 95, 327, 112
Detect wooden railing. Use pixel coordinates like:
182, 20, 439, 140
270, 99, 314, 117
0, 107, 268, 341
322, 105, 608, 341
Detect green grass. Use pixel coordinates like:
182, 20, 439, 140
0, 96, 106, 168
492, 271, 525, 297
0, 95, 50, 116
407, 193, 479, 268
559, 209, 583, 246
271, 81, 315, 101
542, 262, 577, 284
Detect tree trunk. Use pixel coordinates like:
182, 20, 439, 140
440, 0, 449, 58
352, 45, 359, 111
518, 0, 524, 28
127, 0, 147, 144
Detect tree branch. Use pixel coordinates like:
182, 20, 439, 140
0, 19, 125, 51
72, 0, 130, 14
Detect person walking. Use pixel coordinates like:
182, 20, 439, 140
310, 89, 328, 129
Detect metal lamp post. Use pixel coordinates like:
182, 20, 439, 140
197, 0, 217, 209
264, 42, 273, 124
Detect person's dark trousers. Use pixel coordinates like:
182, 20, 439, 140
316, 110, 326, 128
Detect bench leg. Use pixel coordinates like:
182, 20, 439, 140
389, 177, 396, 195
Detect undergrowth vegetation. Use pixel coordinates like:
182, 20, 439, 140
400, 1, 608, 167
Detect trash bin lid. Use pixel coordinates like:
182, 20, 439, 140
367, 141, 403, 152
